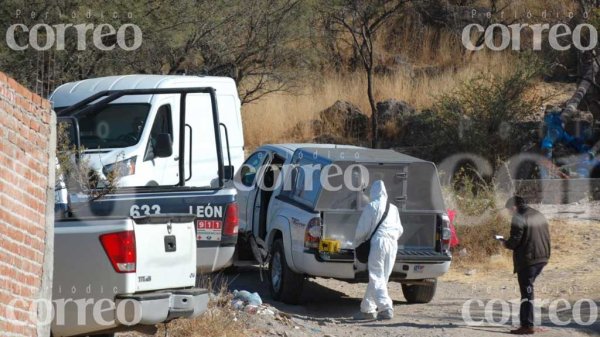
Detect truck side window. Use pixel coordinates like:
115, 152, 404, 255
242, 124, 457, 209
151, 105, 173, 140
240, 151, 266, 187
145, 105, 173, 160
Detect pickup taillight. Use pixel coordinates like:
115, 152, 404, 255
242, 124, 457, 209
100, 231, 136, 273
223, 203, 239, 236
440, 214, 451, 251
304, 217, 322, 249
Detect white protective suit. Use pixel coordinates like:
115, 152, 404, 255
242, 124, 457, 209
354, 180, 403, 313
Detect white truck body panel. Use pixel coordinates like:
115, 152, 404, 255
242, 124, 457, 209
134, 219, 196, 292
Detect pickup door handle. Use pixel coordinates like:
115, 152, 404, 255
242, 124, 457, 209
164, 235, 177, 252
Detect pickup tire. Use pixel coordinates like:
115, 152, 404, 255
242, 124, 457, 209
269, 239, 304, 304
402, 279, 437, 304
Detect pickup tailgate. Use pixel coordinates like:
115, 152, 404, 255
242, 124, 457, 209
133, 214, 197, 291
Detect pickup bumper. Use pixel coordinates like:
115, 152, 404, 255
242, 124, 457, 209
391, 260, 451, 280
296, 249, 451, 281
115, 288, 209, 325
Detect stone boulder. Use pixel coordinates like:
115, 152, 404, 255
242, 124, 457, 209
376, 99, 416, 127
318, 100, 369, 140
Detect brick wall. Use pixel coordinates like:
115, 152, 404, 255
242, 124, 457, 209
0, 73, 55, 337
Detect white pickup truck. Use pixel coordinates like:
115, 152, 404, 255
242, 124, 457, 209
52, 87, 239, 337
235, 144, 452, 304
52, 213, 208, 337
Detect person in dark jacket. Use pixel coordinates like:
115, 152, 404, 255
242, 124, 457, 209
502, 196, 551, 335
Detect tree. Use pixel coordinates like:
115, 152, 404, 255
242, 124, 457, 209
0, 0, 310, 104
322, 0, 408, 148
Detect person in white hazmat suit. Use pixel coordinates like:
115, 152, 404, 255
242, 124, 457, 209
353, 180, 403, 320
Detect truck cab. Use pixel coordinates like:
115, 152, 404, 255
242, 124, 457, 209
51, 75, 245, 188
236, 144, 452, 304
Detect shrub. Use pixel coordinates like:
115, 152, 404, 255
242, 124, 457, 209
453, 212, 509, 266
432, 56, 543, 168
56, 122, 121, 202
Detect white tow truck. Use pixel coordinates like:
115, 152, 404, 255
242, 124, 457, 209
235, 144, 452, 304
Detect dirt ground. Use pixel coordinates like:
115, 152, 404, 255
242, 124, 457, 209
217, 204, 600, 337
123, 204, 600, 337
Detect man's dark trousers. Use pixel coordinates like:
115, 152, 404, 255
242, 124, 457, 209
517, 262, 546, 327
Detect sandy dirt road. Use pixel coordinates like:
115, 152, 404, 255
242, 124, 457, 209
221, 216, 600, 336
222, 264, 599, 337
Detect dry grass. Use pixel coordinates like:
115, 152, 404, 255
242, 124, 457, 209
452, 212, 510, 268
242, 51, 518, 150
241, 0, 585, 151
155, 305, 248, 337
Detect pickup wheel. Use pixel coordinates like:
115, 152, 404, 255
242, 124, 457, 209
269, 239, 304, 304
402, 279, 437, 304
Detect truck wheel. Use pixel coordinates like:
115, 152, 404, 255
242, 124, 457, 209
402, 279, 437, 304
269, 239, 304, 304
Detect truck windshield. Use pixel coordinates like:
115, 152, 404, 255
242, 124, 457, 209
72, 104, 151, 149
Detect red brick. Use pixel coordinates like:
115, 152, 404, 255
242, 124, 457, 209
0, 75, 50, 336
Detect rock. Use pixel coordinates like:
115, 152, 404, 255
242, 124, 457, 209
458, 248, 468, 257
376, 99, 416, 127
465, 269, 477, 276
318, 100, 369, 140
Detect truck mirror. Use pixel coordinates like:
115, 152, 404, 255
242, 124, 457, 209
154, 133, 173, 158
224, 165, 234, 180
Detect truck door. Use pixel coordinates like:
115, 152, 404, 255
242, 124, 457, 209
236, 150, 268, 233
250, 153, 283, 239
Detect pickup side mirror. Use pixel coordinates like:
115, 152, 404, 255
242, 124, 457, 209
154, 133, 173, 158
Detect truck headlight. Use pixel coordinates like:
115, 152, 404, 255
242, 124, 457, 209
103, 156, 137, 177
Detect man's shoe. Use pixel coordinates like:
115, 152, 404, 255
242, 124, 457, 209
377, 309, 394, 320
353, 311, 377, 320
510, 326, 535, 335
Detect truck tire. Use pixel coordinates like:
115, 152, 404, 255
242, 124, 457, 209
269, 239, 304, 304
402, 279, 437, 304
